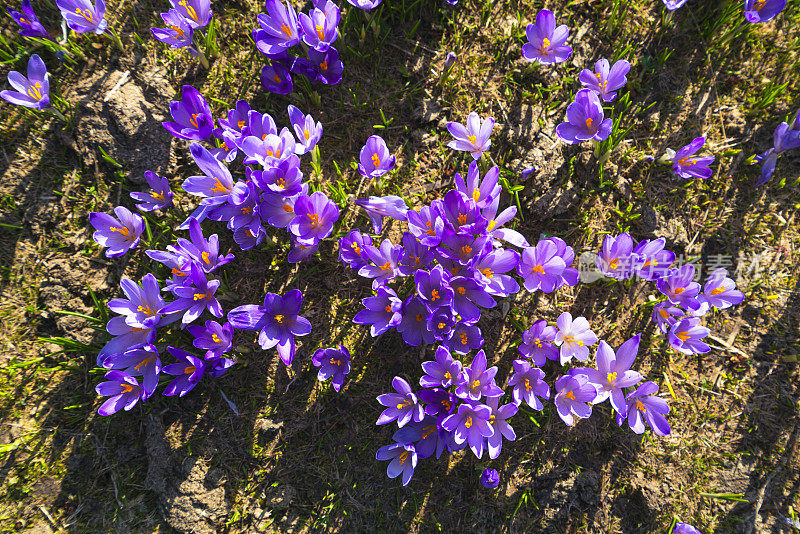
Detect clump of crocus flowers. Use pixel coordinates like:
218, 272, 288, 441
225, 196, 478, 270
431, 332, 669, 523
151, 0, 215, 67
592, 233, 744, 355
253, 0, 344, 95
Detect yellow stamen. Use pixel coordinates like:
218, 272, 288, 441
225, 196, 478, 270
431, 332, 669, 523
398, 451, 408, 464
201, 251, 211, 264
210, 178, 230, 193
470, 379, 480, 389
137, 304, 156, 316
456, 286, 466, 295
431, 289, 440, 301
585, 117, 594, 129
172, 267, 187, 277
460, 333, 468, 345
676, 331, 690, 342
351, 242, 361, 255
150, 190, 165, 201
282, 203, 293, 213
185, 365, 196, 374
237, 120, 246, 129
275, 314, 284, 323
467, 134, 477, 145
110, 226, 130, 237
415, 314, 423, 322
178, 0, 199, 22
472, 189, 480, 202
212, 333, 222, 343
281, 23, 292, 36
371, 153, 380, 167
465, 417, 473, 428
659, 309, 669, 319
607, 372, 617, 383
710, 286, 726, 296
457, 213, 467, 225
609, 258, 619, 270
565, 391, 575, 400
320, 61, 328, 71
425, 220, 435, 236
121, 383, 135, 393
461, 245, 472, 255
636, 400, 646, 412
193, 293, 207, 301
134, 357, 154, 372
524, 378, 531, 391
532, 265, 545, 275
273, 75, 282, 84
481, 268, 494, 279
380, 261, 392, 271
74, 7, 94, 22
384, 304, 392, 312
315, 24, 325, 41
170, 24, 185, 37
189, 113, 199, 129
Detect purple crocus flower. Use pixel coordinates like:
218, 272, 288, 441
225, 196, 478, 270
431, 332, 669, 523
186, 320, 233, 360
440, 189, 488, 235
548, 237, 579, 288
449, 276, 495, 322
754, 121, 800, 186
158, 262, 223, 326
419, 389, 457, 422
703, 268, 745, 309
298, 0, 340, 51
446, 112, 495, 160
89, 206, 144, 258
8, 0, 52, 40
287, 105, 322, 155
662, 0, 688, 9
162, 347, 207, 397
618, 381, 670, 436
242, 128, 298, 167
579, 59, 630, 102
162, 85, 214, 141
556, 89, 612, 144
358, 135, 396, 178
444, 321, 484, 354
288, 191, 339, 242
130, 171, 173, 212
397, 233, 434, 276
455, 350, 503, 401
671, 137, 715, 180
656, 265, 700, 307
352, 286, 403, 336
339, 229, 373, 270
248, 157, 304, 196
554, 312, 598, 365
97, 317, 155, 363
355, 195, 408, 234
311, 345, 351, 392
439, 233, 490, 266
1, 54, 50, 110
174, 218, 235, 273
107, 274, 175, 330
151, 9, 195, 51
101, 344, 161, 396
95, 371, 145, 415
584, 337, 643, 417
441, 402, 494, 458
261, 63, 293, 95
253, 0, 301, 55
455, 162, 501, 209
217, 100, 252, 139
376, 376, 425, 427
259, 187, 308, 228
56, 0, 107, 34
168, 0, 211, 28
288, 56, 320, 83
521, 9, 572, 65
420, 346, 465, 388
554, 374, 597, 426
209, 181, 261, 232
228, 289, 311, 365
287, 237, 320, 263
744, 0, 786, 23
233, 225, 266, 252
481, 468, 500, 489
394, 418, 447, 459
652, 302, 683, 334
668, 317, 710, 355
376, 442, 417, 486
484, 396, 517, 460
182, 143, 236, 213
358, 239, 403, 289
415, 265, 454, 309
426, 306, 458, 341
397, 296, 436, 346
474, 248, 521, 297
595, 233, 636, 279
308, 47, 343, 85
632, 238, 674, 281
407, 205, 446, 247
347, 0, 382, 9
673, 523, 701, 534
518, 319, 559, 366
508, 359, 550, 410
517, 240, 567, 292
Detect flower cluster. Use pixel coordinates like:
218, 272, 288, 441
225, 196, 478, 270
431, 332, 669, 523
161, 85, 339, 261
594, 233, 744, 354
151, 0, 212, 57
93, 225, 237, 415
376, 317, 673, 485
254, 0, 343, 95
344, 152, 577, 352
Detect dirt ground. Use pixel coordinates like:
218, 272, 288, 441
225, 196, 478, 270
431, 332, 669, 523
0, 0, 799, 532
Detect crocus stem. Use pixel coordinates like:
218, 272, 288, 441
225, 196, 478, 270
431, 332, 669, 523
197, 48, 210, 69
311, 146, 321, 176
49, 107, 67, 122
107, 27, 124, 51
